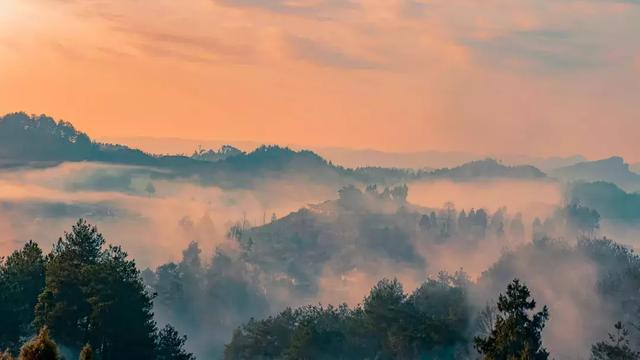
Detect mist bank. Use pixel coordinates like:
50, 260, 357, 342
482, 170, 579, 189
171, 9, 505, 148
0, 162, 336, 267
139, 182, 624, 358
0, 158, 567, 268
2, 160, 640, 358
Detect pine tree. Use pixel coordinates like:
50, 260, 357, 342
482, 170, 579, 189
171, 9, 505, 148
156, 325, 195, 360
0, 241, 46, 350
34, 220, 157, 360
34, 219, 105, 348
474, 279, 549, 360
591, 322, 640, 360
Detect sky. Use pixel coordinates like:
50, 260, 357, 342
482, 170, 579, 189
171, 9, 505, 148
1, 0, 639, 160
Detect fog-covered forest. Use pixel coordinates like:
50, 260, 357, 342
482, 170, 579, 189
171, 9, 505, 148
2, 113, 640, 359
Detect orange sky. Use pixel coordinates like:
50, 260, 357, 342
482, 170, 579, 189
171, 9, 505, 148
1, 0, 639, 160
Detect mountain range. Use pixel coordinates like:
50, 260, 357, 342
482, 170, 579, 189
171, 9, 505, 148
5, 111, 640, 195
101, 136, 587, 171
550, 156, 640, 192
0, 112, 554, 188
567, 181, 640, 221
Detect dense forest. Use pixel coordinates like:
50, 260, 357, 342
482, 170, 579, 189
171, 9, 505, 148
2, 183, 640, 358
2, 218, 639, 359
0, 220, 194, 360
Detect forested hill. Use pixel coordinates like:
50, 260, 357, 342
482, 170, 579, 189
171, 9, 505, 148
550, 156, 640, 191
427, 158, 546, 179
0, 112, 187, 167
0, 112, 548, 186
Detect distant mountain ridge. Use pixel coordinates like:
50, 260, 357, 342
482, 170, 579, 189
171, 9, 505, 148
102, 136, 586, 171
0, 112, 549, 186
550, 156, 640, 192
191, 145, 243, 162
0, 112, 193, 167
428, 158, 546, 179
0, 113, 356, 188
568, 181, 640, 221
316, 147, 585, 171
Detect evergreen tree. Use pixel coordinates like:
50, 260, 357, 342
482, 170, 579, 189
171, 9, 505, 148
84, 246, 157, 359
474, 279, 549, 360
362, 278, 408, 357
591, 322, 640, 360
34, 220, 105, 348
156, 325, 195, 360
0, 241, 46, 350
34, 220, 157, 360
225, 275, 472, 359
18, 327, 59, 360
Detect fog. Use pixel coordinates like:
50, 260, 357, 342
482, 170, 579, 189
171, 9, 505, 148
408, 179, 561, 218
0, 162, 336, 267
2, 161, 639, 359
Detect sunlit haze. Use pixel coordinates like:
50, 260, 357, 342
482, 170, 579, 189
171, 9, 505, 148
1, 0, 639, 159
2, 2, 640, 359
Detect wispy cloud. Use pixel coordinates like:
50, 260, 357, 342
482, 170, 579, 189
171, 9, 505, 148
401, 0, 431, 18
286, 35, 380, 69
3, 0, 640, 160
464, 29, 605, 71
113, 27, 256, 64
213, 0, 358, 18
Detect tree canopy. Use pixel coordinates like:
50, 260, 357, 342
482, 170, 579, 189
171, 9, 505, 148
0, 219, 193, 360
474, 279, 549, 360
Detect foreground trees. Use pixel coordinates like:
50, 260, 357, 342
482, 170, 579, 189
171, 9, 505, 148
591, 322, 640, 360
34, 220, 157, 359
18, 328, 60, 360
0, 241, 46, 350
4, 217, 640, 358
225, 278, 555, 360
3, 326, 195, 360
474, 279, 549, 360
0, 327, 60, 360
156, 325, 196, 360
0, 220, 194, 360
225, 272, 473, 359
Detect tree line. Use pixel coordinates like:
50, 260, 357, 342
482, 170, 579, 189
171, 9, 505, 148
225, 276, 638, 360
1, 216, 637, 359
0, 220, 195, 360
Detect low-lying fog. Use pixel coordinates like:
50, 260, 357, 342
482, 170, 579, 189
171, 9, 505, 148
0, 162, 565, 266
1, 161, 638, 359
0, 162, 335, 266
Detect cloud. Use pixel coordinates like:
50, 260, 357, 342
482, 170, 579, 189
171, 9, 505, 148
113, 27, 255, 64
401, 0, 431, 18
213, 0, 357, 18
464, 29, 604, 71
408, 178, 561, 218
3, 0, 640, 161
286, 35, 380, 69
